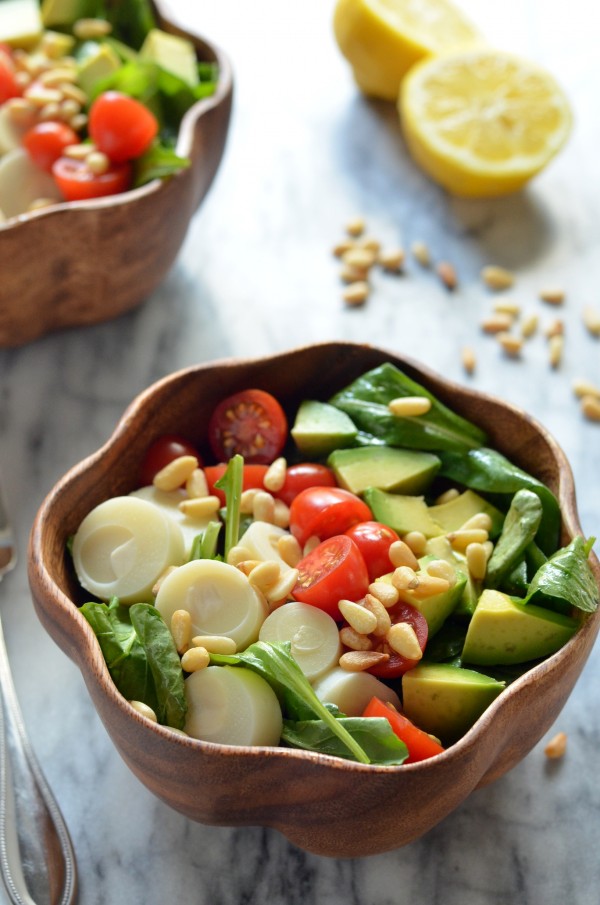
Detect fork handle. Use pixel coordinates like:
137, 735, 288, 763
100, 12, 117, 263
0, 617, 77, 905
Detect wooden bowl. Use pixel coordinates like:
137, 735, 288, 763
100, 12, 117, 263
0, 7, 233, 347
28, 342, 600, 857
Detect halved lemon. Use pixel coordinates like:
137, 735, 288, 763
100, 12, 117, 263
333, 0, 481, 101
399, 48, 573, 197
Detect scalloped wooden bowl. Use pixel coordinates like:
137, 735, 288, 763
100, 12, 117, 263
28, 342, 600, 857
0, 8, 233, 347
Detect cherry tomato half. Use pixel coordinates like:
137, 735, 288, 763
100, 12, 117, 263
362, 697, 444, 763
0, 52, 20, 103
288, 486, 372, 548
208, 389, 287, 465
344, 521, 400, 582
367, 601, 428, 679
88, 91, 159, 163
204, 463, 269, 506
52, 156, 133, 201
23, 122, 79, 173
292, 535, 370, 619
275, 462, 337, 507
139, 435, 202, 487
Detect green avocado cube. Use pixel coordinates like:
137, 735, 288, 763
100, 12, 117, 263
328, 445, 440, 497
291, 400, 357, 458
363, 488, 444, 538
428, 489, 504, 537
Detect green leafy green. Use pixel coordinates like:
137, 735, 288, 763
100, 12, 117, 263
282, 717, 408, 765
129, 604, 187, 729
133, 143, 190, 188
485, 490, 543, 589
521, 536, 599, 614
91, 0, 158, 50
330, 363, 487, 453
214, 454, 244, 561
188, 521, 222, 561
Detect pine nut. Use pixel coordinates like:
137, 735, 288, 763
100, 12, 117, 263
39, 101, 62, 121
572, 378, 600, 400
339, 650, 390, 672
466, 543, 488, 580
581, 395, 600, 422
388, 539, 419, 570
153, 454, 198, 490
460, 512, 493, 533
186, 468, 209, 498
343, 247, 377, 271
263, 457, 287, 492
303, 535, 320, 555
402, 531, 427, 557
73, 17, 113, 39
447, 528, 489, 551
69, 113, 88, 131
340, 264, 368, 283
462, 346, 476, 375
5, 97, 36, 124
545, 318, 564, 339
582, 305, 600, 336
548, 334, 564, 369
342, 281, 369, 306
436, 261, 458, 290
391, 566, 420, 591
359, 236, 381, 254
345, 216, 365, 237
171, 609, 192, 654
408, 574, 450, 599
235, 559, 262, 576
248, 560, 281, 591
240, 488, 259, 513
13, 70, 31, 90
61, 82, 88, 104
277, 533, 302, 567
481, 265, 515, 291
388, 396, 431, 417
40, 67, 78, 86
226, 544, 252, 566
86, 150, 110, 175
64, 142, 96, 159
435, 488, 460, 504
483, 540, 494, 560
426, 559, 456, 587
521, 313, 539, 338
378, 248, 405, 271
363, 594, 392, 635
387, 623, 423, 660
411, 240, 430, 266
192, 635, 237, 654
252, 490, 276, 523
181, 647, 210, 672
493, 299, 521, 317
60, 98, 80, 119
179, 495, 221, 518
539, 287, 565, 305
367, 580, 399, 609
332, 239, 356, 257
481, 314, 513, 334
129, 700, 158, 722
151, 565, 176, 596
339, 626, 372, 651
25, 85, 63, 106
497, 332, 523, 358
544, 731, 567, 759
272, 498, 291, 528
339, 599, 378, 635
263, 568, 299, 605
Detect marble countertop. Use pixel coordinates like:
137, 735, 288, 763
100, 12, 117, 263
1, 0, 599, 902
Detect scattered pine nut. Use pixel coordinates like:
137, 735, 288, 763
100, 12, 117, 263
186, 468, 209, 498
339, 650, 390, 672
367, 580, 399, 609
387, 623, 423, 660
339, 599, 378, 635
262, 568, 299, 605
179, 495, 221, 518
521, 313, 539, 338
234, 559, 262, 576
548, 334, 564, 368
466, 543, 488, 580
459, 512, 493, 532
407, 574, 450, 599
462, 346, 476, 375
181, 647, 210, 672
263, 457, 287, 492
340, 264, 368, 283
248, 560, 281, 591
64, 142, 96, 160
544, 731, 567, 759
129, 700, 158, 722
581, 395, 600, 422
391, 566, 420, 591
171, 609, 192, 654
539, 287, 565, 306
73, 17, 113, 39
240, 488, 259, 514
358, 236, 381, 254
402, 531, 427, 557
435, 488, 460, 504
388, 539, 419, 571
226, 544, 252, 566
447, 528, 489, 552
481, 265, 514, 291
333, 239, 356, 257
493, 299, 521, 317
192, 635, 237, 655
252, 490, 276, 523
425, 559, 456, 587
272, 498, 291, 529
362, 594, 392, 635
572, 378, 600, 400
436, 261, 458, 290
497, 332, 523, 358
153, 455, 198, 491
277, 533, 302, 567
339, 625, 372, 651
582, 305, 600, 337
86, 150, 110, 175
481, 314, 513, 334
343, 247, 377, 271
388, 396, 432, 417
545, 318, 564, 339
345, 217, 365, 237
411, 240, 430, 267
342, 281, 369, 306
378, 247, 405, 272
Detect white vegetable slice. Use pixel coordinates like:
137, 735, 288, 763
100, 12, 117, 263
0, 104, 28, 156
0, 147, 63, 219
72, 496, 185, 603
259, 601, 341, 682
130, 485, 215, 556
184, 666, 282, 747
155, 559, 267, 650
312, 667, 401, 717
238, 520, 295, 572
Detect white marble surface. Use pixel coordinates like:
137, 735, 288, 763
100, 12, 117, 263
1, 0, 599, 902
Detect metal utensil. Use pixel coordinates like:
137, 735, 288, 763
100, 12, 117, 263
0, 478, 77, 905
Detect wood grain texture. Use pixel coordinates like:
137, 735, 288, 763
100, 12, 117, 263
0, 8, 233, 347
27, 343, 600, 857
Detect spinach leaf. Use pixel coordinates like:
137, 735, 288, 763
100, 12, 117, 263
129, 604, 187, 729
521, 536, 599, 614
330, 363, 486, 453
133, 143, 190, 188
215, 454, 244, 561
81, 598, 159, 715
211, 642, 371, 764
485, 489, 543, 589
93, 0, 157, 50
438, 447, 561, 554
282, 717, 408, 765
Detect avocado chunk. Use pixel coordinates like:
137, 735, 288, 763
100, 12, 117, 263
1, 0, 42, 49
291, 400, 357, 458
41, 0, 93, 28
428, 489, 504, 538
328, 446, 440, 497
77, 43, 122, 96
461, 588, 579, 666
364, 488, 444, 538
402, 663, 505, 744
139, 28, 199, 87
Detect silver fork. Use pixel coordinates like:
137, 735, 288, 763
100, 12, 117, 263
0, 476, 77, 905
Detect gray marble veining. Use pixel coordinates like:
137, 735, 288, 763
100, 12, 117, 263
0, 0, 599, 902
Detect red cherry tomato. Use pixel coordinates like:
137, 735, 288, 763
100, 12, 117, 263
344, 521, 400, 581
208, 389, 287, 464
23, 122, 79, 173
52, 156, 133, 201
275, 463, 337, 507
0, 52, 20, 103
88, 91, 158, 163
362, 697, 444, 763
139, 435, 202, 487
288, 486, 372, 547
292, 535, 370, 619
367, 601, 428, 679
204, 463, 269, 505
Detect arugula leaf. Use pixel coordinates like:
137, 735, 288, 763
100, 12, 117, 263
485, 489, 543, 589
214, 454, 244, 561
129, 604, 187, 729
521, 536, 599, 614
81, 598, 159, 715
330, 363, 487, 453
282, 717, 408, 765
